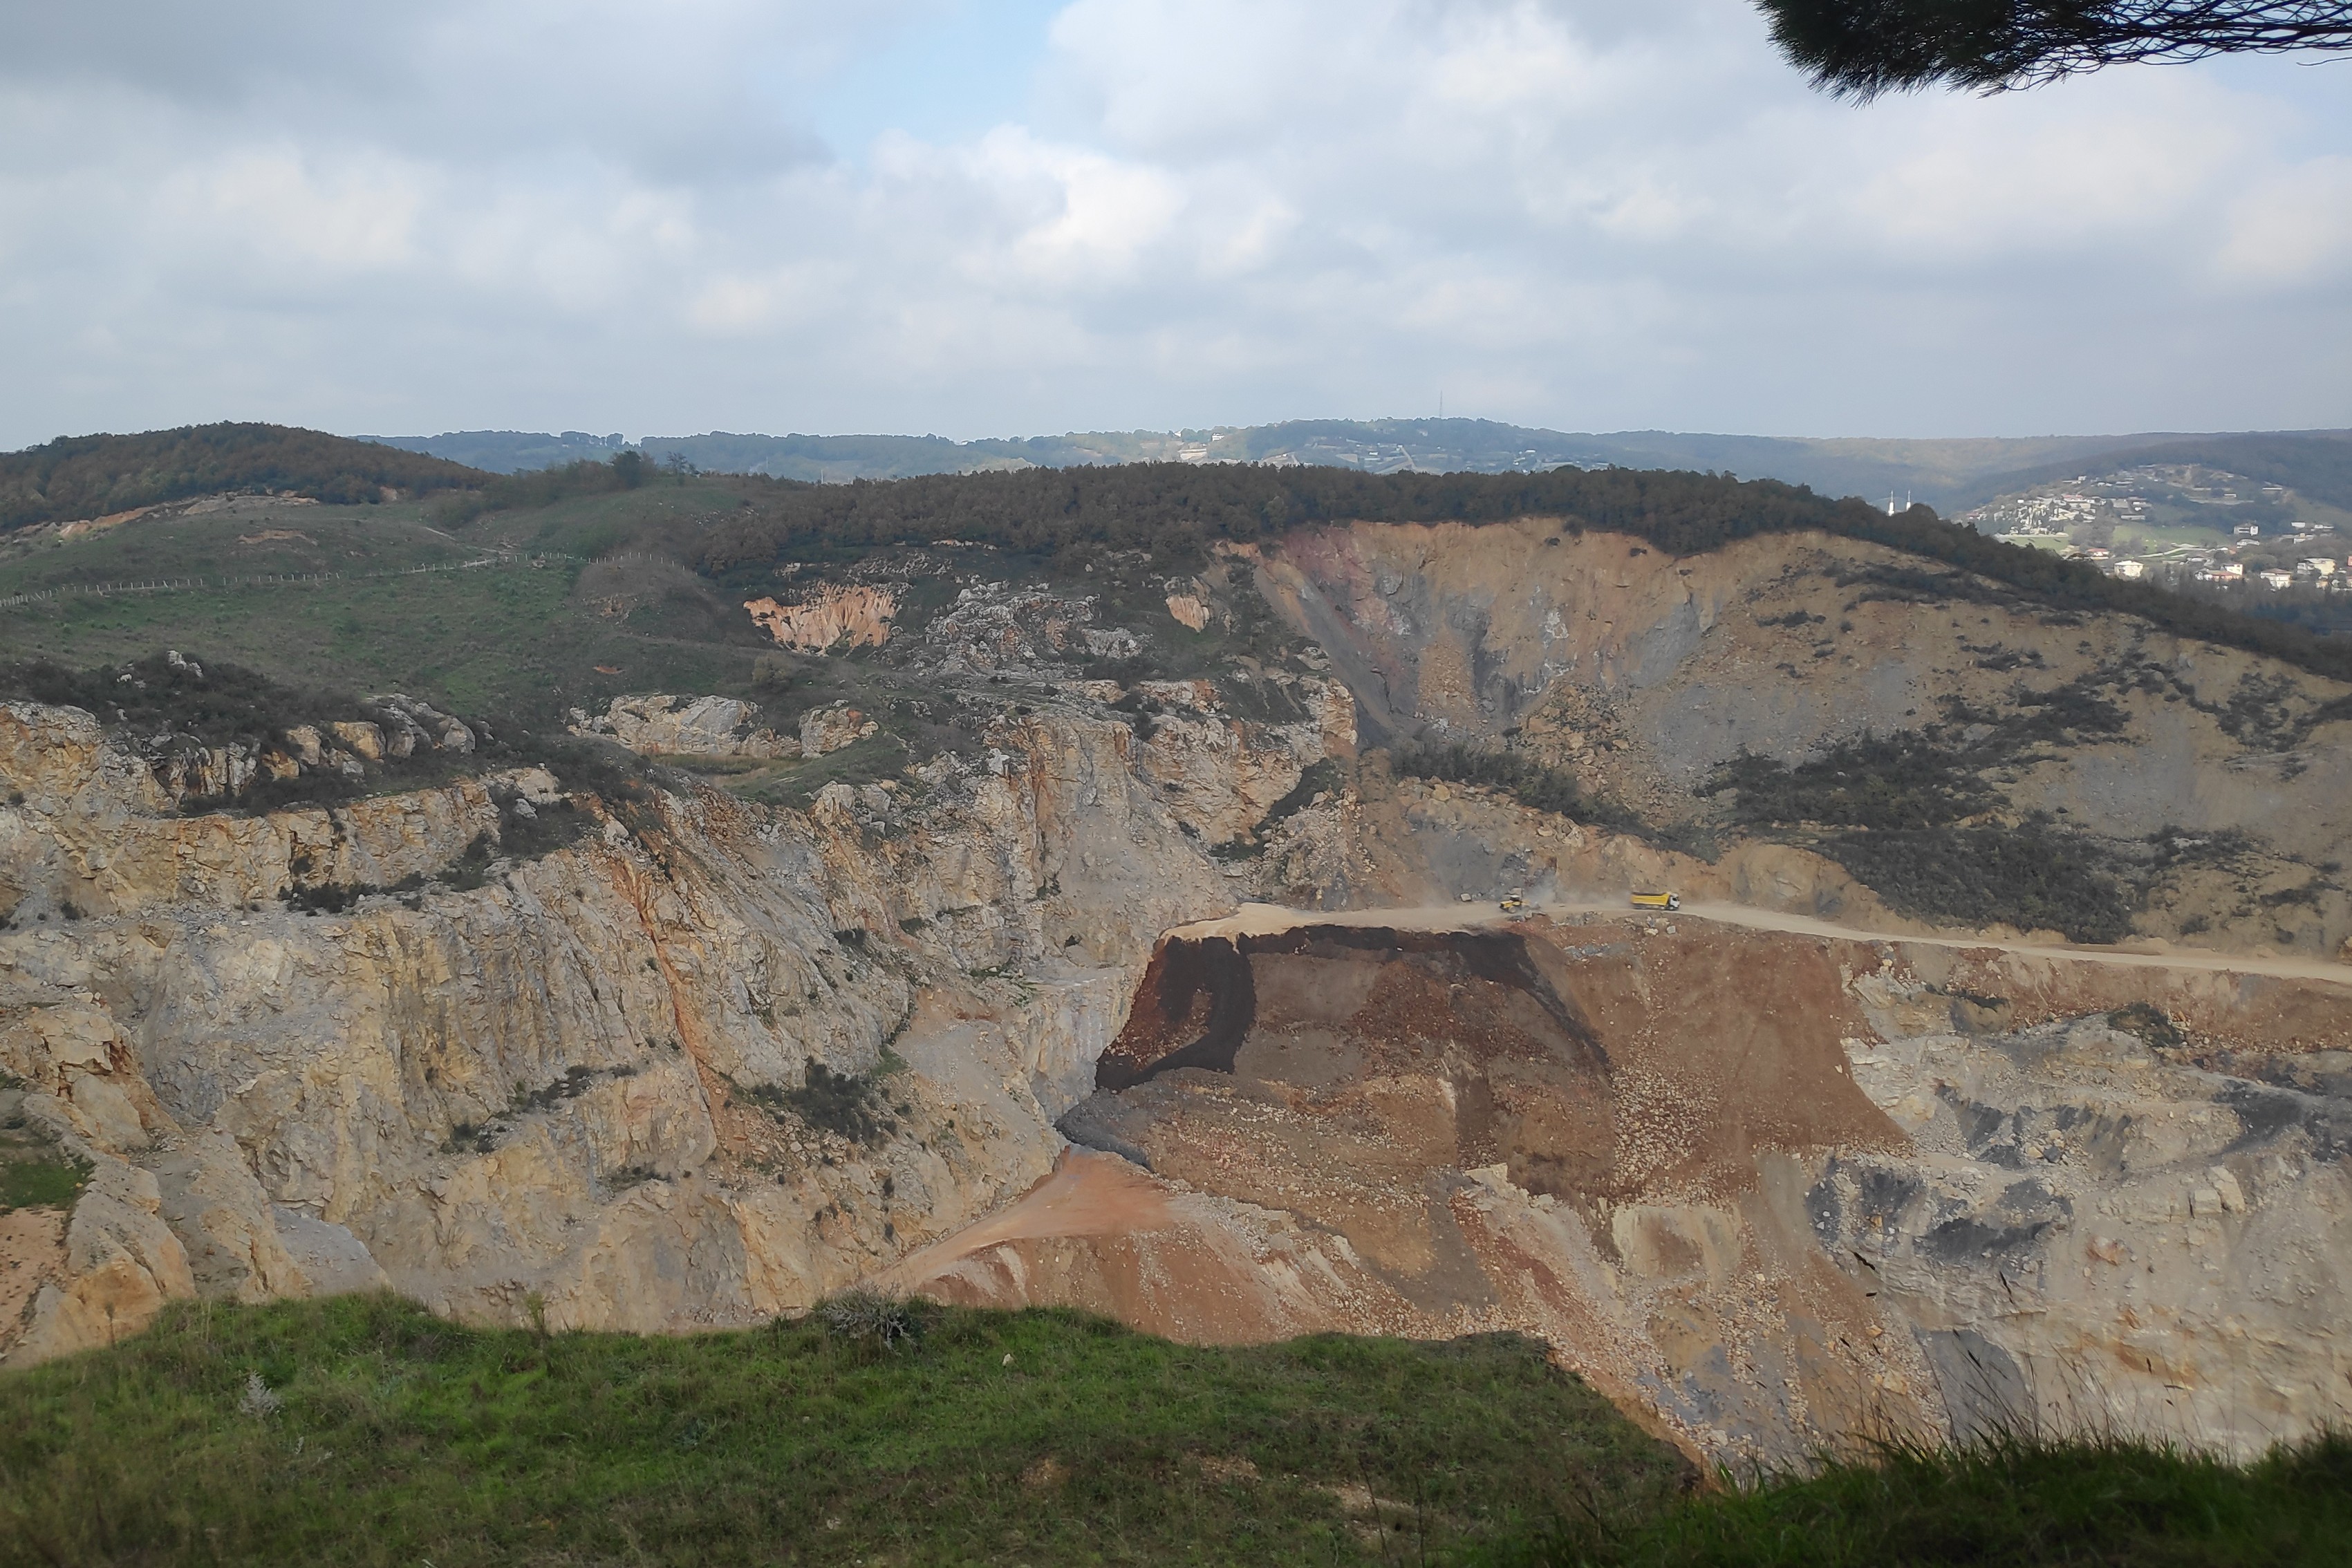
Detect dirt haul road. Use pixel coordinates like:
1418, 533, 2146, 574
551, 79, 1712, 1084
1175, 899, 2352, 989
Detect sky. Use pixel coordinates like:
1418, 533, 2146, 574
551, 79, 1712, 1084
1, 0, 2348, 450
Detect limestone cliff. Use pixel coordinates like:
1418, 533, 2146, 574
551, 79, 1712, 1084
0, 685, 1346, 1364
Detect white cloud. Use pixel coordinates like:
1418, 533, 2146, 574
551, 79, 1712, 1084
2212, 156, 2352, 290
0, 0, 2344, 446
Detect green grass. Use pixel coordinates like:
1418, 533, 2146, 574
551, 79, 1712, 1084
0, 1083, 86, 1213
0, 1294, 1686, 1567
0, 498, 776, 732
0, 1158, 87, 1213
1483, 1431, 2352, 1567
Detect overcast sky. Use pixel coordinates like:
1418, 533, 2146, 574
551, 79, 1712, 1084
3, 0, 2348, 449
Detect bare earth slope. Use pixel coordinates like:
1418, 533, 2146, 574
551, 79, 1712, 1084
1256, 520, 2352, 953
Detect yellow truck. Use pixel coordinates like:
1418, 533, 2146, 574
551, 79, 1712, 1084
1629, 890, 1680, 911
1498, 891, 1527, 913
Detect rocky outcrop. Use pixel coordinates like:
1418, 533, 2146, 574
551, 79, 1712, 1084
920, 583, 1138, 675
572, 695, 790, 759
745, 586, 897, 651
800, 704, 879, 758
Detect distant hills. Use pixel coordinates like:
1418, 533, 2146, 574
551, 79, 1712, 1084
5, 420, 2344, 531
364, 420, 2352, 512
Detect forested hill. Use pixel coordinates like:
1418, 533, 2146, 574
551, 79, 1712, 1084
0, 424, 487, 531
688, 460, 2352, 684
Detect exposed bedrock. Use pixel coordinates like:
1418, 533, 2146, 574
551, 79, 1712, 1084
1252, 520, 2352, 951
897, 916, 2352, 1463
0, 690, 1345, 1365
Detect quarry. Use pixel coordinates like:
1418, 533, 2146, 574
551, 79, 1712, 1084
3, 468, 2347, 1485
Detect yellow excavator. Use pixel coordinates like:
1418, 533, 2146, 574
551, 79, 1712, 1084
1629, 890, 1680, 911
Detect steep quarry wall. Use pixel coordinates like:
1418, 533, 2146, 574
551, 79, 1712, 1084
0, 689, 1342, 1365
898, 910, 2352, 1463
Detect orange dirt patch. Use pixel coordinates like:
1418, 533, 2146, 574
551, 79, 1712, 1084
0, 1206, 68, 1359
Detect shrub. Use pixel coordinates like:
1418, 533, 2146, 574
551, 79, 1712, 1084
1700, 732, 1997, 830
738, 1061, 899, 1146
2107, 1002, 2185, 1051
496, 796, 587, 860
436, 832, 496, 892
1394, 741, 1594, 819
814, 1287, 923, 1350
1823, 823, 2131, 944
1254, 757, 1341, 837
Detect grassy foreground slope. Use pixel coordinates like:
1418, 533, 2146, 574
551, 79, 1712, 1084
0, 1295, 1685, 1567
6, 1298, 2345, 1568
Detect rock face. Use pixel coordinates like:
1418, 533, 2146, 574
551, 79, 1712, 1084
920, 583, 1138, 675
745, 586, 897, 651
572, 695, 790, 760
0, 684, 1339, 1365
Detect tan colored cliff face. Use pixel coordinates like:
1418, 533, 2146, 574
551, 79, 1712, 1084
901, 913, 2352, 1462
0, 689, 1341, 1365
745, 586, 897, 651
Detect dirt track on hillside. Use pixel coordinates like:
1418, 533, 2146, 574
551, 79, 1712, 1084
1173, 899, 2352, 988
